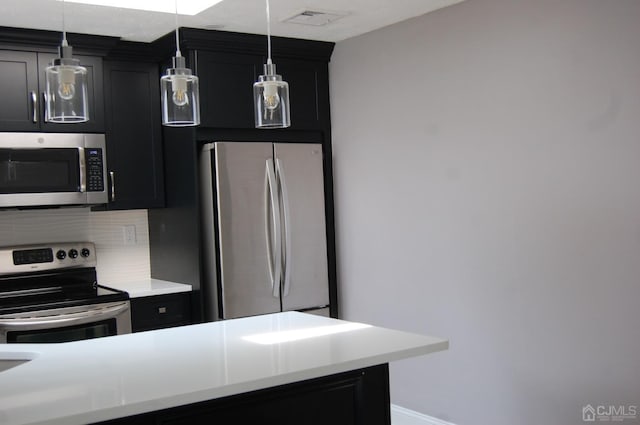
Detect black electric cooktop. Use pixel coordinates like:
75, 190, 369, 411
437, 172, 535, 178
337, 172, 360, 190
0, 243, 129, 316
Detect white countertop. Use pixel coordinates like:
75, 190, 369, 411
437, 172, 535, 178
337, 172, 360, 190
104, 279, 192, 298
0, 312, 448, 425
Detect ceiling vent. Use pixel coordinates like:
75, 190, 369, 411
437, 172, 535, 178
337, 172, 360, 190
282, 9, 349, 26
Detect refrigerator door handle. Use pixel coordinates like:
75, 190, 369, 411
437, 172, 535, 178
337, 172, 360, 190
276, 158, 293, 297
265, 159, 282, 298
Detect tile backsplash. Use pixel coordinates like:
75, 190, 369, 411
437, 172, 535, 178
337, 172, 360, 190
0, 208, 150, 285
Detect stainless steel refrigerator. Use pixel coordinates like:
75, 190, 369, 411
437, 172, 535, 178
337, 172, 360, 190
200, 142, 330, 320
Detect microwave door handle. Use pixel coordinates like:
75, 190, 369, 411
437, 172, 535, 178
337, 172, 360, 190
0, 302, 130, 329
109, 171, 116, 202
78, 147, 86, 193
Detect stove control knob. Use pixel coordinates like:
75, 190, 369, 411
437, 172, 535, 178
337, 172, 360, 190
68, 249, 79, 259
56, 250, 66, 260
81, 248, 91, 258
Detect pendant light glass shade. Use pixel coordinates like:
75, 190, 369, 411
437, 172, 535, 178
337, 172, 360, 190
45, 1, 89, 123
161, 55, 200, 126
254, 61, 290, 128
254, 0, 290, 129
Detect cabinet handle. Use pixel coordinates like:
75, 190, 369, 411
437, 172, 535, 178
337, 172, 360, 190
42, 92, 49, 123
109, 171, 116, 202
30, 91, 37, 123
158, 307, 167, 314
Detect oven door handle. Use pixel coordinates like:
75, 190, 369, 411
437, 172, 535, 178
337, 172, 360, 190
0, 302, 130, 329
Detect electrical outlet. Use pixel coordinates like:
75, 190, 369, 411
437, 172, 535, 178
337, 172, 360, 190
123, 225, 137, 245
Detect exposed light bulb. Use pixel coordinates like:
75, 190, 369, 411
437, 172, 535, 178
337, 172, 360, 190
57, 67, 76, 100
262, 81, 280, 111
58, 82, 75, 100
171, 76, 189, 107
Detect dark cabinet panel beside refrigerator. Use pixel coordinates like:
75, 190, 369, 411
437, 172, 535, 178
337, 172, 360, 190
200, 142, 330, 321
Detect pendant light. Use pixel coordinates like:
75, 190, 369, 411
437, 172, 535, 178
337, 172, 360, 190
254, 0, 290, 129
45, 0, 89, 123
161, 0, 200, 127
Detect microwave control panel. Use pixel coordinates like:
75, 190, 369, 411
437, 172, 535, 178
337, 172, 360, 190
86, 148, 105, 192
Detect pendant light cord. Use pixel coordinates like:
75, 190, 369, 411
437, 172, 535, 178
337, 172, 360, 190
266, 0, 272, 64
61, 0, 68, 46
174, 0, 182, 57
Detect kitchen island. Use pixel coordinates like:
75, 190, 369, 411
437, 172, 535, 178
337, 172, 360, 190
0, 312, 448, 425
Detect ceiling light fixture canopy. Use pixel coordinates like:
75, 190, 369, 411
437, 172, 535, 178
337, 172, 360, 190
254, 0, 290, 129
45, 0, 89, 123
161, 0, 200, 127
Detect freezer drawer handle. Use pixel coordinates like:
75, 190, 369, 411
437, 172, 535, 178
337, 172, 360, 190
276, 158, 292, 297
265, 159, 282, 297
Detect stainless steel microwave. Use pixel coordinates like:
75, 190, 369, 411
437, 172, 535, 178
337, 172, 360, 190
0, 133, 108, 208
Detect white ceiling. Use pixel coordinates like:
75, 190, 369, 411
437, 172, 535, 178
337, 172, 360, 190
0, 0, 464, 43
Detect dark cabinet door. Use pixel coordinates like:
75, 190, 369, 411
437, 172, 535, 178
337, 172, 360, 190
38, 53, 105, 133
130, 293, 192, 332
0, 50, 104, 133
102, 61, 164, 209
96, 365, 390, 425
196, 51, 262, 128
163, 381, 358, 425
195, 51, 329, 131
161, 365, 390, 425
0, 50, 40, 131
273, 58, 330, 130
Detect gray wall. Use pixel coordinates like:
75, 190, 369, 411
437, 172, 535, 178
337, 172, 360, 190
329, 0, 640, 424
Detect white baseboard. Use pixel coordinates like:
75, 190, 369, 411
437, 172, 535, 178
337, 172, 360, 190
391, 404, 457, 425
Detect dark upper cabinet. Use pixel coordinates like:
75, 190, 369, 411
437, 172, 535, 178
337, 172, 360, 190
0, 49, 104, 132
102, 60, 164, 209
155, 29, 334, 132
194, 53, 330, 131
274, 57, 330, 131
196, 51, 262, 128
0, 50, 39, 131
